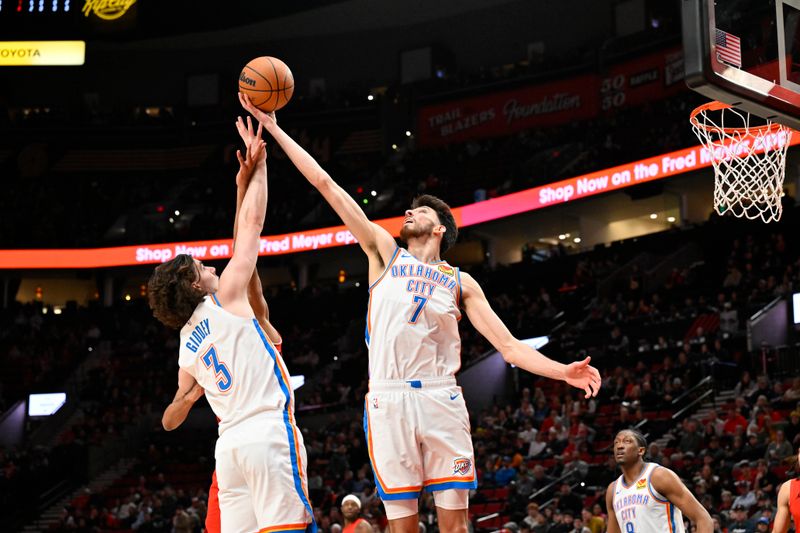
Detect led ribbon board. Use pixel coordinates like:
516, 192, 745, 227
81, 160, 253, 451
2, 137, 797, 269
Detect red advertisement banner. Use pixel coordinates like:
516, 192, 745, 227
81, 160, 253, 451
417, 47, 685, 146
417, 75, 597, 146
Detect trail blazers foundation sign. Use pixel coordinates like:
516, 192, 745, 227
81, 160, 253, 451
82, 0, 137, 20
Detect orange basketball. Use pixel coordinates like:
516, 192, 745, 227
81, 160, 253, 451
238, 56, 294, 112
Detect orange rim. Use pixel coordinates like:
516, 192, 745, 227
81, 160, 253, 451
690, 100, 787, 136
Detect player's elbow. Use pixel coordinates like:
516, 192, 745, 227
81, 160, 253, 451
314, 171, 334, 192
498, 338, 522, 364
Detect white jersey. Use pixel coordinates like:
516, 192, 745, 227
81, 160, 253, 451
612, 462, 685, 533
366, 247, 462, 380
178, 295, 294, 452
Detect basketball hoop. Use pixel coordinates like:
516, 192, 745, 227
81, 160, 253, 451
689, 101, 793, 223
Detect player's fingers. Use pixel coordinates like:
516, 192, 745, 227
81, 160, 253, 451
236, 150, 244, 165
246, 116, 254, 135
256, 122, 263, 139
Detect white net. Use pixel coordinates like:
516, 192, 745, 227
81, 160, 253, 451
690, 101, 792, 223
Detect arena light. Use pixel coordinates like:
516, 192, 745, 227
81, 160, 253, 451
28, 393, 66, 416
289, 375, 305, 391
649, 213, 658, 219
667, 216, 676, 222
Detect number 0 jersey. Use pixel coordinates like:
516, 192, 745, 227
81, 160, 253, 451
366, 247, 462, 380
612, 463, 685, 533
178, 295, 294, 451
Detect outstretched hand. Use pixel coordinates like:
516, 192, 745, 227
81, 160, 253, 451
239, 92, 277, 130
564, 356, 602, 398
234, 115, 266, 189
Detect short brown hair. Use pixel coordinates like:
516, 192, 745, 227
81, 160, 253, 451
411, 194, 458, 253
147, 254, 205, 329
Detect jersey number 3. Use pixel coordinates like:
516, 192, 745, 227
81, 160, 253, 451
202, 345, 233, 392
408, 295, 429, 324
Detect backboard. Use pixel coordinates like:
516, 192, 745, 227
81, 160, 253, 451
683, 0, 800, 130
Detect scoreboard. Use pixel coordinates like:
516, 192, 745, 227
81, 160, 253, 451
0, 0, 138, 40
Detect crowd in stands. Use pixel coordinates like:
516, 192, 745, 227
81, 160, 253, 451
1, 207, 798, 531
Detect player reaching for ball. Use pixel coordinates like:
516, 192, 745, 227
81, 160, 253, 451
158, 116, 286, 533
240, 93, 601, 533
148, 115, 314, 533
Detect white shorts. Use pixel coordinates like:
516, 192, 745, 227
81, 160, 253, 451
363, 376, 477, 502
215, 418, 314, 533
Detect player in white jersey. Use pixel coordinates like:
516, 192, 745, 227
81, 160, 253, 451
242, 96, 601, 533
606, 429, 712, 533
147, 111, 314, 533
158, 115, 285, 533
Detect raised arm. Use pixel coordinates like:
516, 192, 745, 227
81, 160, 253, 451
772, 481, 791, 533
460, 271, 601, 398
231, 118, 282, 344
650, 467, 713, 533
217, 116, 267, 316
162, 368, 204, 431
239, 94, 396, 277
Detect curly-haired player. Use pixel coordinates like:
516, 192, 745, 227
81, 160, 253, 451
148, 112, 314, 533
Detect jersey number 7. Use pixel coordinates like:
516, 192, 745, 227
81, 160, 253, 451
408, 295, 429, 324
202, 345, 233, 392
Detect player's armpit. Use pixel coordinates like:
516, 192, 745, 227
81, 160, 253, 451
772, 481, 792, 533
162, 369, 202, 431
650, 467, 713, 533
605, 483, 622, 533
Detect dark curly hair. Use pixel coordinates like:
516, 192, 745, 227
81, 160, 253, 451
147, 254, 206, 329
411, 194, 458, 253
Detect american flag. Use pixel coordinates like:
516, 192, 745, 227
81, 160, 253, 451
715, 28, 742, 67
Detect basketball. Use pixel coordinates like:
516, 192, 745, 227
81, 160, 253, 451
238, 56, 294, 112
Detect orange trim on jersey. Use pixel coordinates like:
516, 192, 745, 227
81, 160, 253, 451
368, 247, 401, 292
367, 291, 373, 337
255, 323, 311, 503
423, 473, 476, 486
259, 522, 309, 533
664, 502, 675, 533
364, 395, 423, 494
454, 267, 462, 308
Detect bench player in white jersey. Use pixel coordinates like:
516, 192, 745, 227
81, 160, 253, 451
606, 429, 712, 533
241, 96, 602, 533
147, 112, 315, 533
